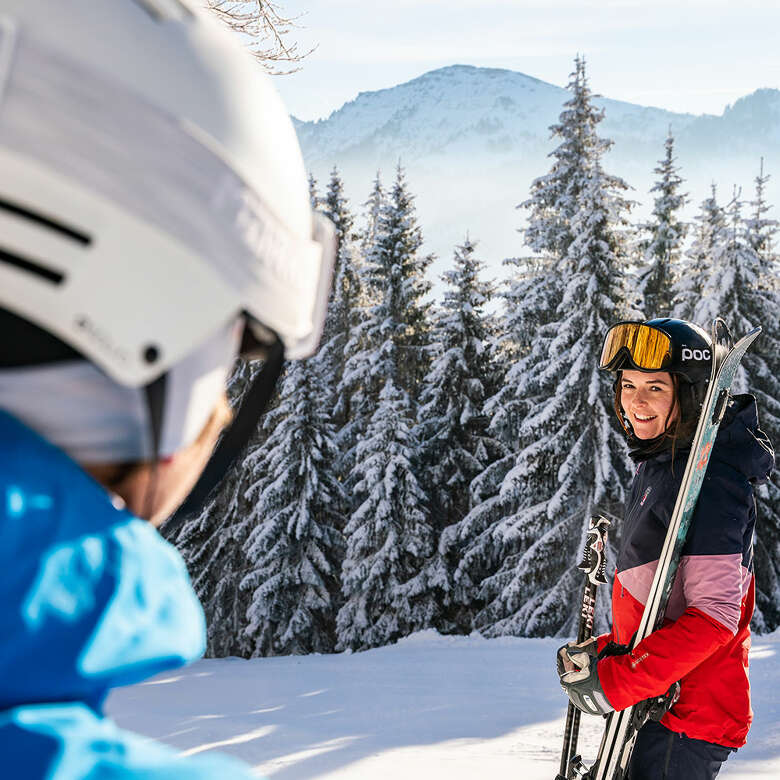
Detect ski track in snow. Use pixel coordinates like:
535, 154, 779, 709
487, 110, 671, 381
106, 631, 780, 779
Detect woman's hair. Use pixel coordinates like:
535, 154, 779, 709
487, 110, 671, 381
614, 372, 700, 459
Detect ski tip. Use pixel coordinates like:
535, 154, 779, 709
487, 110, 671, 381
711, 318, 732, 351
735, 325, 762, 352
710, 320, 762, 358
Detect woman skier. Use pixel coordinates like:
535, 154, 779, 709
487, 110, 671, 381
557, 318, 774, 779
0, 1, 334, 777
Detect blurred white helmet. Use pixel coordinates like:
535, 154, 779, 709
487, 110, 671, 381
0, 0, 334, 463
0, 0, 334, 379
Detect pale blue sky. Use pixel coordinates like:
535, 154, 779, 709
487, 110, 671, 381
274, 0, 780, 121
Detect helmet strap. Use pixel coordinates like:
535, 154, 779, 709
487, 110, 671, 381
160, 338, 285, 537
142, 372, 168, 520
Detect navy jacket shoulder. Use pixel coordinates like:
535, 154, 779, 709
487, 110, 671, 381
618, 394, 774, 572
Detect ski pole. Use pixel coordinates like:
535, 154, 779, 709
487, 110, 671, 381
556, 514, 610, 780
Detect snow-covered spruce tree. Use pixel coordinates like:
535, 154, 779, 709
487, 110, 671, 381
463, 57, 634, 638
417, 237, 497, 526
168, 358, 266, 657
484, 178, 633, 637
335, 173, 387, 483
451, 52, 615, 514
337, 165, 432, 494
444, 56, 599, 628
744, 161, 780, 632
337, 376, 443, 651
318, 167, 362, 430
440, 257, 554, 622
361, 171, 386, 253
501, 53, 636, 416
415, 237, 500, 632
691, 180, 780, 631
672, 185, 726, 321
170, 469, 252, 658
692, 188, 769, 349
337, 166, 441, 649
370, 163, 434, 399
308, 172, 320, 209
635, 130, 688, 318
240, 357, 346, 656
745, 158, 779, 265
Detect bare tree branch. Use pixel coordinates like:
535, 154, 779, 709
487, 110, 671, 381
206, 1, 315, 75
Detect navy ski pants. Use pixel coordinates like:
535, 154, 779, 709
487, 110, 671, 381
628, 721, 734, 780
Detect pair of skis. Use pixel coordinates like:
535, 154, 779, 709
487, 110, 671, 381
558, 319, 762, 780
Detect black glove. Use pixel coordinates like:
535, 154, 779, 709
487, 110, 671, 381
644, 681, 681, 722
557, 638, 614, 717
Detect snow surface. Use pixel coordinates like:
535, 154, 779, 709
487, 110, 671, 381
106, 630, 780, 779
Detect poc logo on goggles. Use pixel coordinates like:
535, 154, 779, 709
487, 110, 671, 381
682, 347, 711, 361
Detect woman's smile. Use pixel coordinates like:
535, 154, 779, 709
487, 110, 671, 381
620, 369, 678, 439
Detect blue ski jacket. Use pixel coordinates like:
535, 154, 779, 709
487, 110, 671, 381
0, 411, 256, 778
597, 394, 774, 748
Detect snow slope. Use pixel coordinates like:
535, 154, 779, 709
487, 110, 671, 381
107, 630, 780, 779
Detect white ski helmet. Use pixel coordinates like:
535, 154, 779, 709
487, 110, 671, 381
0, 0, 334, 379
0, 0, 335, 463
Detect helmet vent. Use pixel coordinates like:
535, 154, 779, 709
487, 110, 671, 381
143, 345, 161, 364
0, 197, 91, 246
0, 246, 64, 285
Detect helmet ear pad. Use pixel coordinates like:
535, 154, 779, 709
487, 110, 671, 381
677, 378, 705, 433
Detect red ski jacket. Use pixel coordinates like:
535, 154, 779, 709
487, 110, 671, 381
596, 395, 773, 748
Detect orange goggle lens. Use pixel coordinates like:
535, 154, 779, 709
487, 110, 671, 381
599, 323, 673, 371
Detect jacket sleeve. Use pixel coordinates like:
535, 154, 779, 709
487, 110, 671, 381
598, 606, 733, 711
598, 470, 750, 712
595, 631, 614, 655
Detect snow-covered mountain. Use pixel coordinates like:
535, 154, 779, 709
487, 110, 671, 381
294, 65, 780, 279
296, 65, 695, 164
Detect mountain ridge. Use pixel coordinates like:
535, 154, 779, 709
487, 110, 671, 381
292, 64, 779, 278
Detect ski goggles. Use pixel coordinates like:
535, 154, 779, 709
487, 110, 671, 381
599, 322, 673, 372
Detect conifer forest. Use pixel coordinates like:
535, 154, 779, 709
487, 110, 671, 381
167, 57, 780, 657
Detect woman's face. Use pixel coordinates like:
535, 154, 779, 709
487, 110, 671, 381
620, 370, 679, 440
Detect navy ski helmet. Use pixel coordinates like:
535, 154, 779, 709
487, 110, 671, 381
599, 318, 713, 435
